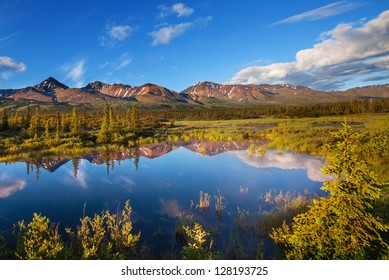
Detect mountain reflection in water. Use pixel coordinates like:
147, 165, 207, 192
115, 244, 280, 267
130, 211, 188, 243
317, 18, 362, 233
24, 141, 255, 176
0, 141, 328, 259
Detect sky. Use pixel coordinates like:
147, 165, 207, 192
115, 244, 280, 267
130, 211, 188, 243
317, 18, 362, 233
0, 0, 389, 91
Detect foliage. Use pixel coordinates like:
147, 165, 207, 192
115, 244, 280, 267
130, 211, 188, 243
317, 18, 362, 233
130, 104, 140, 133
97, 102, 112, 143
14, 213, 64, 260
257, 190, 312, 236
70, 107, 81, 136
71, 200, 140, 260
9, 201, 140, 260
181, 222, 219, 260
0, 235, 12, 259
271, 123, 389, 259
1, 108, 9, 131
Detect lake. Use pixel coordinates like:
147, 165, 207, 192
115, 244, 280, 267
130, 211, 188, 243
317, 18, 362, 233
0, 141, 328, 259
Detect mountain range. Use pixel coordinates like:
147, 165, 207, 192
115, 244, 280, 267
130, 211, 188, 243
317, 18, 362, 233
38, 141, 252, 172
1, 77, 388, 107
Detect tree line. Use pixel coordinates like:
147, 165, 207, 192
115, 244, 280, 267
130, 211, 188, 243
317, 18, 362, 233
140, 99, 389, 121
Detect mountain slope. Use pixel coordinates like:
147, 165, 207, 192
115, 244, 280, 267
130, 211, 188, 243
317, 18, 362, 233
1, 77, 388, 107
83, 81, 198, 104
181, 81, 389, 105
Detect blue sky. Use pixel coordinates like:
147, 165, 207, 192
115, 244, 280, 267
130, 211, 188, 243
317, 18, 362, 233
0, 0, 388, 91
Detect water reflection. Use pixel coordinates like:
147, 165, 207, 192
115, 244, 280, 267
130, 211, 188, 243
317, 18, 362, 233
233, 149, 329, 182
63, 160, 89, 188
0, 141, 328, 258
4, 141, 254, 180
159, 199, 181, 218
0, 141, 330, 189
0, 173, 27, 198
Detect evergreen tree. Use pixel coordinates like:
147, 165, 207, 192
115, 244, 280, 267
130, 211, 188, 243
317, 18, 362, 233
97, 102, 111, 143
1, 109, 9, 131
60, 114, 68, 133
271, 123, 389, 259
45, 120, 50, 140
28, 108, 40, 138
70, 108, 80, 136
55, 112, 60, 143
109, 107, 114, 128
25, 103, 31, 127
130, 104, 140, 133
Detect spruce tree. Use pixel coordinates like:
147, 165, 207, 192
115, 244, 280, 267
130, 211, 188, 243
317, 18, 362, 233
60, 114, 66, 133
97, 102, 111, 143
1, 109, 9, 131
28, 108, 39, 138
25, 103, 31, 127
109, 107, 114, 128
271, 123, 389, 259
70, 107, 80, 137
55, 112, 60, 143
130, 104, 140, 133
45, 120, 50, 140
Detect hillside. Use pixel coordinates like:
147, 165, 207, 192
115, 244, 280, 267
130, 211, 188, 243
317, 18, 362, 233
1, 77, 388, 108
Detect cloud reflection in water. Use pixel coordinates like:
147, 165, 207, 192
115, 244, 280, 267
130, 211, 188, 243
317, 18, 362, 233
233, 149, 330, 182
0, 173, 27, 198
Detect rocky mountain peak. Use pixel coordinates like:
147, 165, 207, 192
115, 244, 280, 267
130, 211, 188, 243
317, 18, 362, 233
34, 77, 68, 94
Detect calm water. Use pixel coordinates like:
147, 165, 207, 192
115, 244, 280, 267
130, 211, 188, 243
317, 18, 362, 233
0, 141, 328, 259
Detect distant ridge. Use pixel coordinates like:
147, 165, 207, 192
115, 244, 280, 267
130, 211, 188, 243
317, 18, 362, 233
1, 77, 388, 106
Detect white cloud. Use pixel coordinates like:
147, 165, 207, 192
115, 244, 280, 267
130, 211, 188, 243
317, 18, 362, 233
107, 25, 133, 41
100, 24, 135, 47
159, 2, 194, 18
271, 1, 363, 26
64, 59, 85, 88
172, 3, 194, 18
150, 22, 192, 46
0, 56, 27, 79
230, 10, 389, 90
0, 173, 27, 198
233, 150, 330, 182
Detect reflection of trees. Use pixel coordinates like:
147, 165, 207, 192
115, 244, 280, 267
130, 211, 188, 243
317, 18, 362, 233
132, 148, 140, 171
72, 159, 80, 178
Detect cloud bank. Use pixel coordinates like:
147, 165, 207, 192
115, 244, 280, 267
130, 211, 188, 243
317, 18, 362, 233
230, 10, 389, 90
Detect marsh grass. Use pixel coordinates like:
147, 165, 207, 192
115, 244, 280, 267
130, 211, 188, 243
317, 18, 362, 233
196, 191, 211, 210
214, 194, 226, 216
257, 190, 313, 236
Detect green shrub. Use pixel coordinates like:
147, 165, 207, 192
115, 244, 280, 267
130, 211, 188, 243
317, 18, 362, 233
15, 213, 64, 260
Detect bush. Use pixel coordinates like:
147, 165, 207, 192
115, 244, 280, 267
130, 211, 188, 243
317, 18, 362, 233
15, 213, 64, 260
